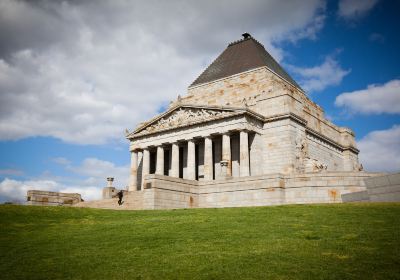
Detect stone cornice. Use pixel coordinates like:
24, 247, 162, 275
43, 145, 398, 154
263, 112, 359, 154
264, 112, 307, 126
306, 127, 359, 154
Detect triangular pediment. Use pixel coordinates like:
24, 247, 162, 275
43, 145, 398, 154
130, 105, 243, 137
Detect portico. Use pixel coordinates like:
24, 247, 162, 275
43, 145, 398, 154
129, 128, 254, 191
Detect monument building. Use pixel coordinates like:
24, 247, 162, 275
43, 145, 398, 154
78, 33, 381, 210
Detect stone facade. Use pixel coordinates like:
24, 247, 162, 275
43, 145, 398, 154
76, 34, 381, 210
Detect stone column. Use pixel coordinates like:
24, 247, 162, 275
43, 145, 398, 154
222, 133, 231, 177
170, 143, 179, 177
155, 146, 164, 175
240, 131, 250, 177
142, 148, 150, 190
128, 150, 138, 191
187, 139, 196, 180
137, 151, 143, 190
204, 137, 213, 180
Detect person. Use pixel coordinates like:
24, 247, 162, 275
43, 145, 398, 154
116, 190, 124, 205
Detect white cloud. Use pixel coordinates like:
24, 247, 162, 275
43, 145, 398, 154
0, 157, 128, 203
59, 186, 102, 202
0, 0, 326, 145
358, 125, 400, 172
68, 157, 129, 189
338, 0, 379, 19
335, 79, 400, 115
288, 56, 350, 92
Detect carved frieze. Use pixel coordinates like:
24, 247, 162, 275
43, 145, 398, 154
135, 108, 235, 136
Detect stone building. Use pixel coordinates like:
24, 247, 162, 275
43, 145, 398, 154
78, 34, 380, 210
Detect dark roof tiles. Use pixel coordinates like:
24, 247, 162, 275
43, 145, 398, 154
190, 35, 300, 89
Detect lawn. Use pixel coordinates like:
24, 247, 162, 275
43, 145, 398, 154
0, 203, 399, 280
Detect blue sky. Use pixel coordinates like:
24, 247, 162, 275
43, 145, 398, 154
0, 0, 399, 202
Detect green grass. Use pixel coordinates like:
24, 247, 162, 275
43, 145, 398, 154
0, 204, 399, 280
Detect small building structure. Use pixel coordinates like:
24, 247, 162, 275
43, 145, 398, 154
102, 177, 117, 199
27, 190, 82, 206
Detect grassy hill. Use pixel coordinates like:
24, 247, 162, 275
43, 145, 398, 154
0, 203, 399, 280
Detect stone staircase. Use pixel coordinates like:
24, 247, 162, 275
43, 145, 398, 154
74, 191, 144, 210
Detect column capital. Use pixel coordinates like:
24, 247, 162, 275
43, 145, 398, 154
132, 147, 146, 152
129, 145, 141, 152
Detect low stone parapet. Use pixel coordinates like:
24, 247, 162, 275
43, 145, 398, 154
342, 172, 400, 202
27, 190, 82, 206
341, 190, 369, 202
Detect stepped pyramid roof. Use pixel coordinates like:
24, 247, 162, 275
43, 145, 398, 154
190, 33, 300, 88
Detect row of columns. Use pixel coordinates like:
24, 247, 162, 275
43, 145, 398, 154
129, 131, 250, 191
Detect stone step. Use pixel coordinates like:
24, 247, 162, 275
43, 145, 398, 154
74, 192, 144, 210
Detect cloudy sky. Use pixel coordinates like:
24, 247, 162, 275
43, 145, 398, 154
0, 0, 399, 202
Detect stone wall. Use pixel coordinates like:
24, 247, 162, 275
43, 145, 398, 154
197, 174, 285, 208
143, 175, 198, 209
261, 119, 297, 174
306, 133, 344, 171
249, 133, 263, 176
27, 190, 82, 206
284, 172, 369, 204
140, 172, 380, 209
103, 187, 117, 199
